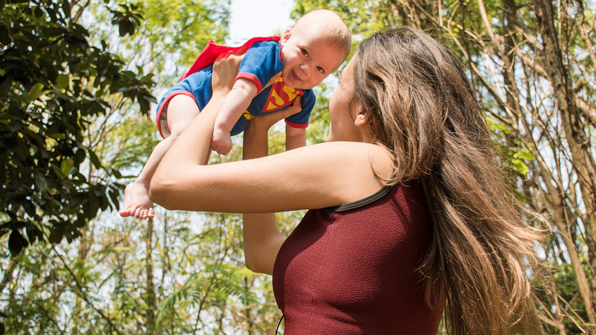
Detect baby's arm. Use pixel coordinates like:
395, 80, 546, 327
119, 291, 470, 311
285, 124, 307, 151
212, 78, 258, 155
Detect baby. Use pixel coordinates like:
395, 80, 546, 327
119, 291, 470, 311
120, 9, 351, 219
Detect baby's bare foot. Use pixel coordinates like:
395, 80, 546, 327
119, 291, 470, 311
119, 181, 155, 220
212, 128, 233, 155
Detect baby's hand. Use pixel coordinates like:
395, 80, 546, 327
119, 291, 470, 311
212, 128, 233, 155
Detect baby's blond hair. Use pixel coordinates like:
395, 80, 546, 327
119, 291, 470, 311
293, 10, 352, 58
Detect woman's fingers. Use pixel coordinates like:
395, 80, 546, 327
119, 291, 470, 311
283, 95, 303, 118
213, 51, 227, 63
250, 96, 303, 130
212, 52, 244, 92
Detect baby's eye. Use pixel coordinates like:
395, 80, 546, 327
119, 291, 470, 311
301, 48, 309, 57
317, 66, 325, 73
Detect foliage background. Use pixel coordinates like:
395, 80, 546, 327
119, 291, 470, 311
1, 0, 595, 333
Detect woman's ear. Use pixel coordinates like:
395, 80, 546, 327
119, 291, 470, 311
353, 104, 368, 127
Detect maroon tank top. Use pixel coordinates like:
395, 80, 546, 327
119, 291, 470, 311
273, 182, 443, 334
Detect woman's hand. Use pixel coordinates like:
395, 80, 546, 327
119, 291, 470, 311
247, 95, 302, 133
211, 52, 244, 96
243, 96, 302, 160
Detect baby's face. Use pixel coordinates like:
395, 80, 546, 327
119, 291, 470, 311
280, 29, 346, 90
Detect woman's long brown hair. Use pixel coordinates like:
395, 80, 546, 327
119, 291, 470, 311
353, 27, 540, 334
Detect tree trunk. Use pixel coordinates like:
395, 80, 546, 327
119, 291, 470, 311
145, 217, 157, 335
534, 0, 596, 325
72, 229, 88, 334
0, 258, 16, 294
244, 277, 254, 335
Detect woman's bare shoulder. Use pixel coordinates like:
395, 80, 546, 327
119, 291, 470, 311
298, 141, 393, 179
282, 141, 394, 198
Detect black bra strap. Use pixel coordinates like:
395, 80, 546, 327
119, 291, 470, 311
275, 315, 284, 334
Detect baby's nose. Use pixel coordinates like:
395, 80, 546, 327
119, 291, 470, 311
300, 63, 310, 76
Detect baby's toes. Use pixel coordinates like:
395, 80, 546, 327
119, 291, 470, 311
133, 207, 142, 219
119, 208, 130, 217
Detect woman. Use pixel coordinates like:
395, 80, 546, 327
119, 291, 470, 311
150, 27, 539, 334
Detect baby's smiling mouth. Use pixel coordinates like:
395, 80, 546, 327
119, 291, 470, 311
291, 70, 303, 82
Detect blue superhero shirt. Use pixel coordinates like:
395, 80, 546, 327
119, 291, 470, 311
156, 39, 316, 138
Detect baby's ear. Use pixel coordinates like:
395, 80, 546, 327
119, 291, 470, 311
281, 28, 292, 44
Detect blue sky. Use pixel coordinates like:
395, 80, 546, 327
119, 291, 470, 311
227, 0, 295, 45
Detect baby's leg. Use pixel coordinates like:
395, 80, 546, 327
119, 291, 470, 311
121, 95, 200, 219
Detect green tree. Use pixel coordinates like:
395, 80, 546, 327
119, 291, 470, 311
0, 0, 291, 332
0, 0, 155, 256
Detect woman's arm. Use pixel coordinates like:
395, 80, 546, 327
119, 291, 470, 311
285, 125, 307, 151
241, 101, 302, 275
151, 141, 391, 213
150, 56, 393, 214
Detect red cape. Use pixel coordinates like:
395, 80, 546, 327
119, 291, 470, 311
180, 36, 281, 81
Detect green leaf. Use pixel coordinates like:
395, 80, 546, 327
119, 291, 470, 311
7, 121, 22, 133
511, 159, 528, 176
61, 158, 74, 176
88, 149, 101, 169
8, 230, 29, 255
34, 6, 43, 18
35, 174, 48, 192
513, 148, 535, 161
50, 133, 66, 140
29, 83, 44, 101
111, 169, 122, 179
23, 201, 36, 217
57, 74, 69, 89
74, 216, 86, 228
52, 165, 64, 178
62, 0, 71, 18
49, 229, 63, 244
486, 118, 510, 134
74, 148, 86, 165
26, 223, 42, 244
88, 195, 100, 217
108, 188, 120, 210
